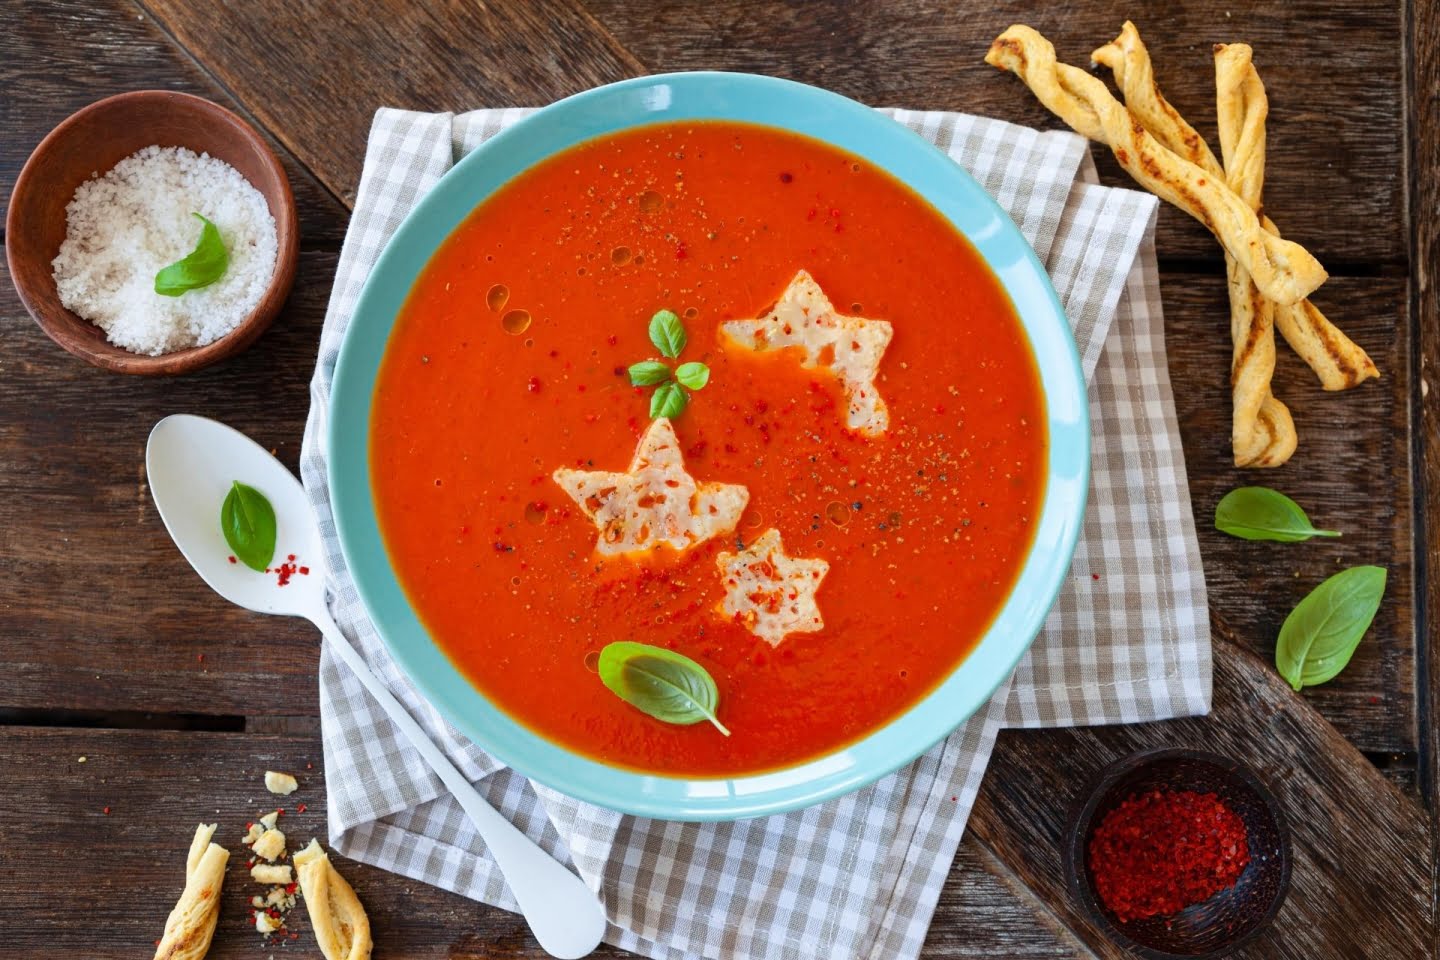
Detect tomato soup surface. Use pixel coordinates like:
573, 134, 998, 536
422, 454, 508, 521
372, 121, 1046, 775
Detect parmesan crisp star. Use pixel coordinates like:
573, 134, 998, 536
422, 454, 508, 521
716, 528, 829, 646
719, 270, 894, 435
553, 418, 749, 557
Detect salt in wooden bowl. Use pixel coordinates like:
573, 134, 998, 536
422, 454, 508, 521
5, 90, 299, 375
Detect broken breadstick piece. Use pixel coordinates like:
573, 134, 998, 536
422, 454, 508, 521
265, 770, 299, 795
252, 826, 286, 862
251, 863, 293, 885
154, 824, 228, 960
985, 24, 1327, 306
295, 839, 373, 960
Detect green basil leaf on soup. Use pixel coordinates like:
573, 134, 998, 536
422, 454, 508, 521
650, 381, 688, 419
674, 361, 710, 390
628, 360, 673, 386
648, 309, 687, 359
1215, 486, 1341, 542
155, 213, 229, 296
221, 480, 277, 572
597, 641, 730, 735
1275, 565, 1386, 691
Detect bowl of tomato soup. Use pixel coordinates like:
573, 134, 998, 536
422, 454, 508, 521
329, 73, 1088, 820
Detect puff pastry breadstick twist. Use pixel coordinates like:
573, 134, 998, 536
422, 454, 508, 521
154, 824, 229, 960
1213, 43, 1295, 466
986, 24, 1328, 308
1094, 22, 1376, 392
1091, 24, 1295, 465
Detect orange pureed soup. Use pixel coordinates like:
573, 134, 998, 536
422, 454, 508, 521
372, 121, 1046, 775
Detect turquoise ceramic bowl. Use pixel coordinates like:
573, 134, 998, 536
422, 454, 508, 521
329, 72, 1088, 821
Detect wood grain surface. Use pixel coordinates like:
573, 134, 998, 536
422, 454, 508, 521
0, 727, 1091, 960
0, 0, 1433, 957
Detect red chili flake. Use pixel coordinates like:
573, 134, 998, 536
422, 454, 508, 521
606, 334, 618, 346
286, 882, 298, 894
287, 554, 296, 562
297, 803, 308, 813
306, 762, 313, 770
228, 555, 237, 564
675, 241, 688, 260
1088, 788, 1249, 923
527, 376, 542, 393
613, 365, 626, 377
549, 349, 559, 358
299, 566, 310, 576
1092, 573, 1101, 581
197, 653, 205, 663
779, 171, 793, 183
102, 806, 111, 815
273, 561, 299, 587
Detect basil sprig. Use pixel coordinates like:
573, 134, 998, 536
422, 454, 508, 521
155, 213, 229, 296
1215, 486, 1341, 542
221, 481, 277, 572
597, 641, 730, 735
1275, 565, 1386, 691
648, 309, 687, 358
627, 309, 710, 418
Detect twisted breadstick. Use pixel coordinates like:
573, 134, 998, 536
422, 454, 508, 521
1212, 43, 1295, 466
154, 824, 228, 960
986, 25, 1327, 307
1091, 25, 1294, 466
1094, 22, 1375, 392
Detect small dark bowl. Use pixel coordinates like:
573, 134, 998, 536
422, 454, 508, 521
1064, 748, 1291, 959
5, 91, 298, 375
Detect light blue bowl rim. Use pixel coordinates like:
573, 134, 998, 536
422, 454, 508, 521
328, 71, 1090, 821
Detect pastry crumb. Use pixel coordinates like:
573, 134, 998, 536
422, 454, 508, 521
264, 771, 299, 795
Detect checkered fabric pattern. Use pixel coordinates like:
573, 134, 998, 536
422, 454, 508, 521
298, 105, 1210, 960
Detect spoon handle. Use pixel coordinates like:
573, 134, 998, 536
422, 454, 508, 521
311, 611, 607, 959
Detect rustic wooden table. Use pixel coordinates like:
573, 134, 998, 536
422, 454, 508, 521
2, 1, 1436, 956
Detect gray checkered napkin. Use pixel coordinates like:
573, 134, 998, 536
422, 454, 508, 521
299, 105, 1210, 960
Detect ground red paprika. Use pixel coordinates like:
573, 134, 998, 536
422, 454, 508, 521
1088, 788, 1250, 922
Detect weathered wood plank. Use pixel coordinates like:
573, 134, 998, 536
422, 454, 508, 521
1163, 274, 1413, 752
134, 0, 646, 208
969, 639, 1433, 959
0, 253, 329, 717
0, 0, 348, 243
1408, 0, 1440, 834
0, 727, 1080, 959
582, 0, 1406, 267
0, 254, 1413, 753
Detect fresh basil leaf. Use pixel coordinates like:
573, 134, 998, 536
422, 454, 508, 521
1215, 486, 1341, 542
221, 481, 277, 573
597, 641, 730, 735
155, 213, 229, 296
629, 360, 672, 386
650, 381, 688, 419
1275, 565, 1386, 691
674, 361, 710, 390
648, 309, 687, 358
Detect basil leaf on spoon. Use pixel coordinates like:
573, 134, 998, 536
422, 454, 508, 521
597, 641, 730, 735
221, 481, 277, 572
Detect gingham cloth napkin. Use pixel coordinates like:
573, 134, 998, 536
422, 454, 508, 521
299, 105, 1210, 960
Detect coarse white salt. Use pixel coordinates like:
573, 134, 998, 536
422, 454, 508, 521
51, 145, 278, 356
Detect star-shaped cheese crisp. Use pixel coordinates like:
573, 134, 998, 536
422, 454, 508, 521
720, 270, 894, 435
553, 418, 749, 557
715, 528, 830, 646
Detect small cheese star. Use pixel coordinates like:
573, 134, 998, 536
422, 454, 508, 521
716, 528, 830, 646
553, 418, 749, 557
720, 269, 894, 435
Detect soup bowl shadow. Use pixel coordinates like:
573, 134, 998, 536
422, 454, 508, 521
1063, 748, 1292, 958
6, 90, 299, 375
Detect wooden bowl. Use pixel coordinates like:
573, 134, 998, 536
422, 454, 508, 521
5, 91, 298, 375
1064, 748, 1291, 959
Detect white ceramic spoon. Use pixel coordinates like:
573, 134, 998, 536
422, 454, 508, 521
146, 413, 606, 960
